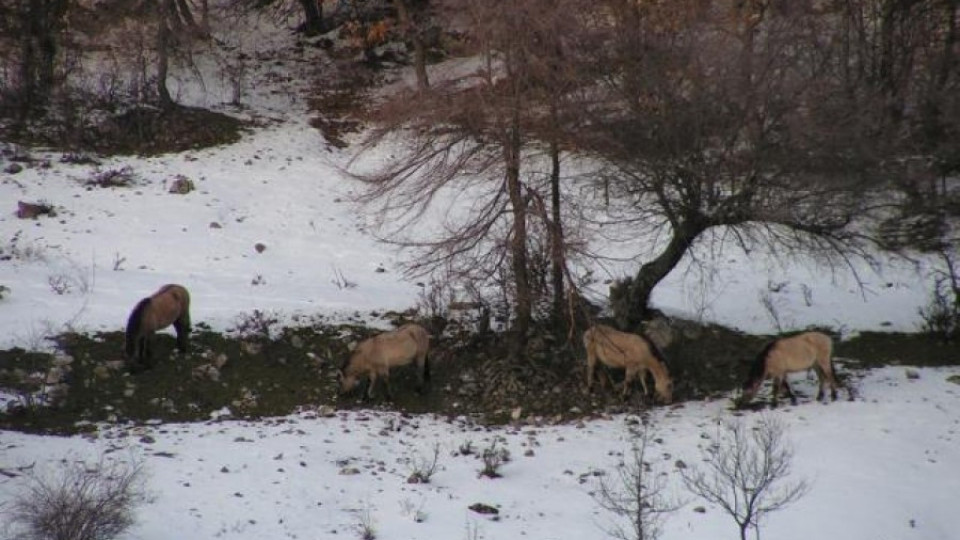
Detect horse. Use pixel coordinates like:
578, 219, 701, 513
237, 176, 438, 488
583, 324, 673, 404
339, 323, 430, 400
124, 284, 191, 372
739, 330, 846, 408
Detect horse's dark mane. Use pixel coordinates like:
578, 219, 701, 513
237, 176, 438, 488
641, 332, 669, 369
339, 345, 358, 372
126, 297, 151, 341
747, 339, 778, 385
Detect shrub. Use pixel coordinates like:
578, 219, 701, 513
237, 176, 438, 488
407, 443, 441, 484
478, 438, 510, 479
919, 251, 960, 341
5, 455, 148, 540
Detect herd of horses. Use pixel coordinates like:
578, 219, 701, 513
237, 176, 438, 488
125, 284, 849, 408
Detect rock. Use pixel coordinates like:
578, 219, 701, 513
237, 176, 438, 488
241, 341, 262, 356
93, 365, 111, 380
317, 405, 336, 417
52, 355, 74, 367
254, 242, 267, 253
16, 201, 52, 219
44, 366, 65, 385
168, 175, 195, 194
468, 502, 499, 515
213, 353, 229, 369
905, 369, 920, 380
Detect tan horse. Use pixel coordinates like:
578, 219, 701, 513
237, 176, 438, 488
339, 323, 430, 400
583, 324, 673, 403
740, 331, 846, 407
124, 284, 191, 372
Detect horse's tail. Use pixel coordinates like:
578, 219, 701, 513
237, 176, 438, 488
423, 351, 431, 382
125, 297, 151, 357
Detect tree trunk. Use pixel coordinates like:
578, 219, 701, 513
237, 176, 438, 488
157, 0, 174, 109
17, 1, 38, 121
549, 136, 565, 330
393, 0, 429, 90
16, 0, 67, 121
297, 0, 324, 36
937, 0, 957, 87
615, 219, 706, 329
506, 116, 531, 359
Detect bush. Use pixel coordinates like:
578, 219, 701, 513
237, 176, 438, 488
4, 455, 148, 540
478, 438, 510, 479
919, 252, 960, 341
407, 443, 441, 484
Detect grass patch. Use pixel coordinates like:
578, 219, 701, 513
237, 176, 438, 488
0, 320, 956, 434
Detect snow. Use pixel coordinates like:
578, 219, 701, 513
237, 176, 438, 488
2, 8, 959, 540
1, 368, 959, 540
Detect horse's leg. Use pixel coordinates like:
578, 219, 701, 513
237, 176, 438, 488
825, 364, 840, 401
130, 336, 145, 372
814, 367, 826, 401
638, 368, 650, 401
417, 353, 430, 394
144, 336, 155, 368
382, 369, 393, 400
770, 376, 780, 408
622, 367, 636, 398
781, 378, 797, 406
174, 317, 189, 354
366, 372, 377, 401
585, 349, 596, 392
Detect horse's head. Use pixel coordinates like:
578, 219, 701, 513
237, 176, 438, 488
655, 377, 674, 404
339, 368, 360, 395
738, 377, 762, 407
338, 348, 363, 395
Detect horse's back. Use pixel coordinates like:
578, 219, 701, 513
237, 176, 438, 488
364, 323, 429, 368
772, 331, 832, 370
585, 324, 655, 369
397, 323, 429, 356
147, 284, 190, 329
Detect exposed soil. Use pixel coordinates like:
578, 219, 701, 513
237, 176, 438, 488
1, 318, 956, 435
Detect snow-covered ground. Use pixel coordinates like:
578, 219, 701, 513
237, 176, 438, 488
2, 8, 959, 540
1, 367, 959, 540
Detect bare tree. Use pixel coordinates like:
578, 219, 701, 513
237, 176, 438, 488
580, 0, 891, 329
592, 424, 680, 540
352, 0, 597, 357
681, 416, 809, 540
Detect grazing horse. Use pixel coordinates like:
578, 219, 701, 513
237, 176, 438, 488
124, 284, 191, 371
339, 323, 430, 400
740, 331, 846, 407
583, 324, 673, 404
